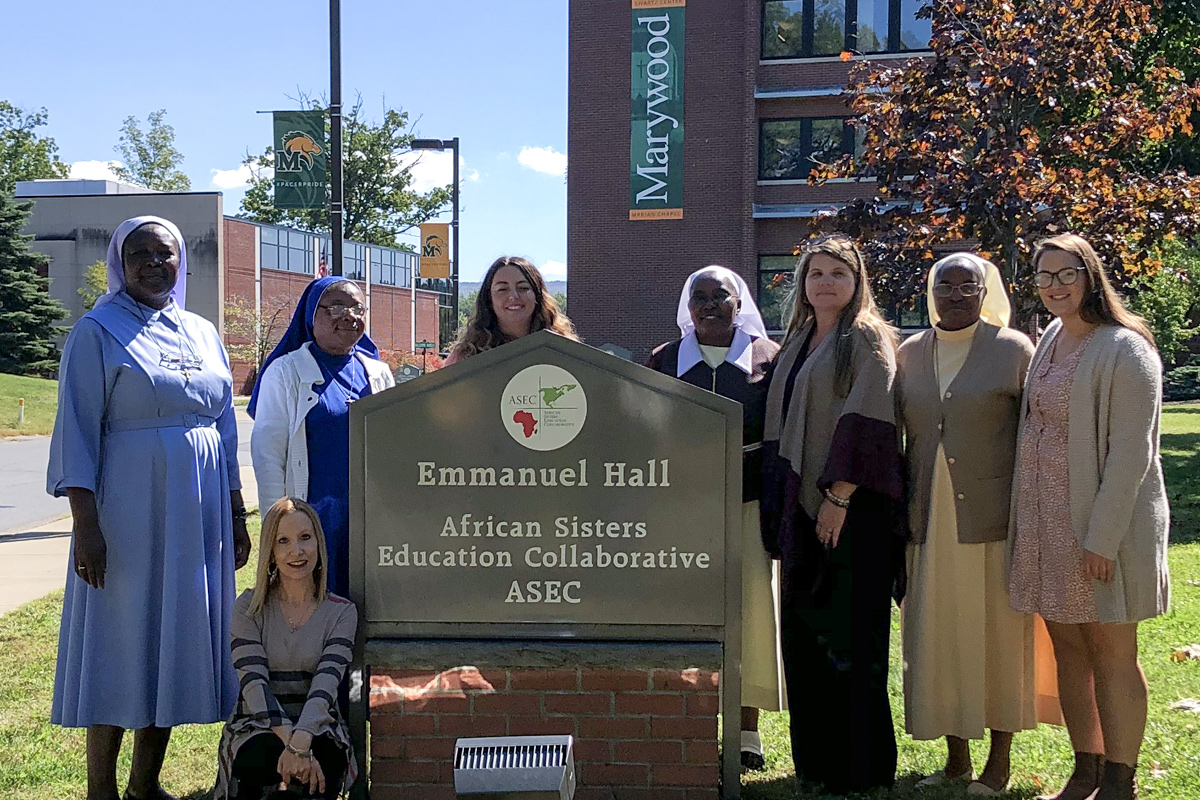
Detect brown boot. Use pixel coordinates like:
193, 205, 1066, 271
1037, 752, 1103, 800
1095, 761, 1138, 800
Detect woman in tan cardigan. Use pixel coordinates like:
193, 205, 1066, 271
1008, 234, 1169, 800
897, 253, 1037, 796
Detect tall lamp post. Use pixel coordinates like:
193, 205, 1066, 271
411, 137, 460, 341
329, 0, 344, 276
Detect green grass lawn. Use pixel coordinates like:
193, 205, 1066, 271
1, 407, 1198, 799
0, 373, 58, 437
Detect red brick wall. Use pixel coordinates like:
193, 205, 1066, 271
369, 666, 720, 800
568, 0, 758, 362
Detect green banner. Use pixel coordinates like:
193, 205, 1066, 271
273, 111, 327, 209
629, 0, 685, 221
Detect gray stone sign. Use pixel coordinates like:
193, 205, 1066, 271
349, 331, 746, 797
350, 331, 743, 636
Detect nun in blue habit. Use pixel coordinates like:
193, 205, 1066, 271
249, 276, 394, 599
47, 216, 250, 800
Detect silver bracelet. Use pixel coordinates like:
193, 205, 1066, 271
285, 741, 312, 759
823, 488, 851, 509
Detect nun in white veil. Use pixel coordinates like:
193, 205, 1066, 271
646, 265, 785, 770
896, 253, 1039, 795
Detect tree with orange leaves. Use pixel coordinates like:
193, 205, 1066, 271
811, 0, 1200, 330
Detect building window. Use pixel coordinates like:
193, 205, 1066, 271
759, 117, 856, 180
761, 0, 931, 59
758, 255, 796, 335
260, 226, 315, 275
343, 242, 367, 282
371, 247, 414, 288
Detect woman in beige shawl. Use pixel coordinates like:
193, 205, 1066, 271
1008, 234, 1169, 800
897, 253, 1037, 795
762, 235, 905, 794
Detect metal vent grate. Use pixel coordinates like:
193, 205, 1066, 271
455, 743, 569, 771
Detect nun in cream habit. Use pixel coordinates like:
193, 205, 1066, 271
896, 254, 1037, 796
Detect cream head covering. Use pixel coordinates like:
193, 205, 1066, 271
675, 265, 768, 339
926, 252, 1010, 328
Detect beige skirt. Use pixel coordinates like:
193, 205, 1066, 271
740, 501, 786, 711
902, 446, 1036, 739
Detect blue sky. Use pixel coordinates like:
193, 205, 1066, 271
1, 0, 568, 282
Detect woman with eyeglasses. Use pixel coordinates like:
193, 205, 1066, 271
896, 253, 1037, 796
250, 277, 395, 598
1008, 234, 1169, 800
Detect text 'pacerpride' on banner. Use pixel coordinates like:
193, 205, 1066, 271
273, 110, 327, 210
629, 0, 684, 221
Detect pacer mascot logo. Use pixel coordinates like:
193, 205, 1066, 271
501, 364, 587, 451
276, 131, 324, 172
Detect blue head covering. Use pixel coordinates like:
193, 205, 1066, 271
247, 276, 379, 418
96, 216, 188, 309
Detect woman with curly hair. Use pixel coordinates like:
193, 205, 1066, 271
445, 256, 578, 364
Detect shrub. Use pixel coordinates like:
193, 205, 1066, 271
1164, 365, 1200, 402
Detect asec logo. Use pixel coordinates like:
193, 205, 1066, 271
501, 364, 587, 451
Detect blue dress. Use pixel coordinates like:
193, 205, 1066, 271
304, 347, 370, 599
47, 292, 241, 729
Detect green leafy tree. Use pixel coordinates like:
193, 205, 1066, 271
457, 289, 479, 334
0, 193, 69, 376
1137, 0, 1200, 174
77, 259, 107, 311
239, 95, 451, 247
553, 292, 567, 315
0, 102, 69, 195
813, 0, 1200, 331
1127, 243, 1200, 367
223, 294, 295, 372
113, 109, 190, 192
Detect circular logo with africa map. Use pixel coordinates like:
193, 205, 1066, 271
501, 364, 588, 451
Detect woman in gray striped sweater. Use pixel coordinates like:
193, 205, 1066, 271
215, 498, 358, 800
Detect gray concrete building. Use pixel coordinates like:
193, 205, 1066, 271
16, 180, 226, 331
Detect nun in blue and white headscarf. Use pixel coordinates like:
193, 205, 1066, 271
46, 216, 249, 800
249, 275, 394, 598
645, 265, 785, 770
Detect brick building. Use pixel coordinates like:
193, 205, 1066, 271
16, 180, 448, 390
567, 0, 932, 358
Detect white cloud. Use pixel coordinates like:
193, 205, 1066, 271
401, 152, 479, 192
518, 146, 567, 176
210, 164, 256, 190
541, 260, 567, 280
69, 160, 123, 182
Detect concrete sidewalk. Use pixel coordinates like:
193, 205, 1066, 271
0, 407, 258, 616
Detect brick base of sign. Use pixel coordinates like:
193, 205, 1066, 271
368, 666, 721, 800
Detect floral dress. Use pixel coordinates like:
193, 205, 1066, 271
1009, 332, 1098, 624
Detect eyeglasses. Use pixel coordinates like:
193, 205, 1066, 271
1033, 268, 1080, 289
932, 282, 981, 298
319, 302, 366, 319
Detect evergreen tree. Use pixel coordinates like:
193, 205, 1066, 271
0, 193, 68, 376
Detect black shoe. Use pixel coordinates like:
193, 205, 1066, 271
741, 750, 766, 771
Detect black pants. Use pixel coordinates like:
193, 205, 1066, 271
232, 732, 348, 800
781, 504, 898, 794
